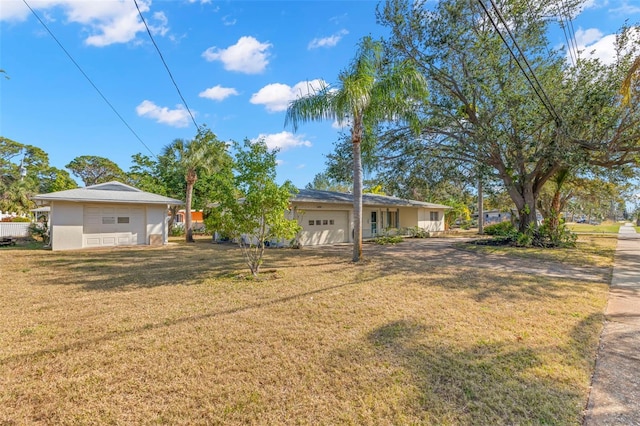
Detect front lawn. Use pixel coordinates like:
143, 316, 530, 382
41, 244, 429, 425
567, 222, 621, 234
0, 238, 612, 424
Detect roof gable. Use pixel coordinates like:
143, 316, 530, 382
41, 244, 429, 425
33, 181, 183, 205
87, 181, 142, 192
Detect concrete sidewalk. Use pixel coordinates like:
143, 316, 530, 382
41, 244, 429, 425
584, 223, 640, 425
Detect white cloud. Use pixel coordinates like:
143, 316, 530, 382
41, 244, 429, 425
572, 26, 640, 65
251, 131, 312, 152
296, 164, 306, 169
0, 0, 31, 21
276, 159, 285, 166
0, 0, 170, 46
308, 29, 348, 49
202, 36, 271, 74
199, 85, 239, 101
250, 79, 328, 112
222, 15, 237, 26
574, 28, 603, 46
136, 100, 192, 127
609, 1, 640, 15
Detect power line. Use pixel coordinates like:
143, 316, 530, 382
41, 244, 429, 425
22, 0, 158, 160
133, 0, 199, 130
478, 0, 563, 127
556, 5, 576, 66
561, 0, 580, 61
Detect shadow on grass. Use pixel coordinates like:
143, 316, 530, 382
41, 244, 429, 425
356, 318, 595, 424
34, 241, 352, 291
2, 276, 363, 364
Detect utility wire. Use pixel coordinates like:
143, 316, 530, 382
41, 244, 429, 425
133, 0, 199, 130
556, 6, 576, 66
478, 0, 563, 127
22, 0, 158, 160
561, 0, 580, 61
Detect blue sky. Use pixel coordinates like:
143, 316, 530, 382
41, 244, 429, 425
1, 0, 639, 189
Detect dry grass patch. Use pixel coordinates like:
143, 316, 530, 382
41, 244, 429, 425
458, 234, 617, 268
0, 238, 611, 425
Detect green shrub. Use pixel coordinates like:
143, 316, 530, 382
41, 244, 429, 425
484, 221, 516, 236
28, 222, 49, 244
407, 226, 430, 238
170, 226, 185, 237
372, 235, 404, 245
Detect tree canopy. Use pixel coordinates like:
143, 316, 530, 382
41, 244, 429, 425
65, 155, 127, 187
374, 0, 640, 233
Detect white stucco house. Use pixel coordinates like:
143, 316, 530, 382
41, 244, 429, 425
290, 189, 450, 246
33, 181, 182, 251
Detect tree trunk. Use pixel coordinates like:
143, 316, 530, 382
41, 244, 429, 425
518, 184, 538, 233
185, 170, 197, 243
504, 179, 538, 233
477, 178, 484, 235
351, 118, 363, 262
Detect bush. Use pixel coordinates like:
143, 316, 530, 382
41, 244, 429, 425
170, 226, 185, 237
484, 221, 516, 236
28, 222, 49, 244
372, 235, 404, 245
407, 226, 430, 238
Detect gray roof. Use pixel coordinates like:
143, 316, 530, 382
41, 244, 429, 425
33, 181, 183, 205
293, 188, 450, 209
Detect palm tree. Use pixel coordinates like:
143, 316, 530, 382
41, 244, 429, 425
163, 127, 227, 243
285, 37, 427, 262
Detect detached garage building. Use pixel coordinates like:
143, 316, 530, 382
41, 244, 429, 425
33, 181, 182, 251
291, 189, 450, 246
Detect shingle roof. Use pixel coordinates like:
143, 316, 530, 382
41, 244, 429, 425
293, 188, 450, 209
33, 181, 183, 205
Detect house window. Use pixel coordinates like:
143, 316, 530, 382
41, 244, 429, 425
329, 220, 334, 225
117, 217, 130, 224
308, 220, 314, 226
386, 211, 398, 228
430, 211, 439, 221
102, 216, 116, 225
315, 220, 322, 225
323, 220, 328, 225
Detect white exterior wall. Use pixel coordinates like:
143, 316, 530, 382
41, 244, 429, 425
416, 208, 446, 232
292, 202, 447, 245
50, 201, 84, 251
146, 205, 167, 244
50, 202, 169, 251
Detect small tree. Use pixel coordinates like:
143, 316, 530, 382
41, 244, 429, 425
207, 139, 300, 277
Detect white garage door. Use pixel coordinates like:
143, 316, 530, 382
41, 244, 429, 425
299, 210, 349, 246
83, 205, 145, 248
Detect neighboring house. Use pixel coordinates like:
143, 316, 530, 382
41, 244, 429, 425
483, 210, 512, 225
290, 189, 450, 246
33, 181, 182, 251
175, 210, 204, 223
173, 209, 206, 231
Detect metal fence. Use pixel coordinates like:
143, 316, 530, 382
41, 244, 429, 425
0, 222, 31, 238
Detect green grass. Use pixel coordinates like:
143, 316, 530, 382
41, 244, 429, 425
0, 237, 612, 425
567, 222, 621, 234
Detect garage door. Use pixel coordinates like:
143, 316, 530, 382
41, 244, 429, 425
83, 205, 145, 248
299, 210, 349, 246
